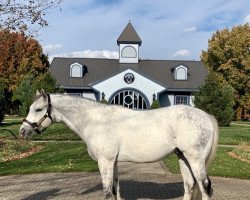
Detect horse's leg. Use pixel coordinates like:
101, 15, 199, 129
113, 161, 122, 200
186, 158, 211, 200
179, 159, 196, 200
98, 157, 116, 200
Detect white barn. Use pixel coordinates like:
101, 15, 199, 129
50, 22, 208, 109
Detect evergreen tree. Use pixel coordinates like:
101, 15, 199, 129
12, 74, 36, 116
33, 72, 61, 93
194, 73, 235, 126
12, 72, 60, 116
0, 78, 7, 124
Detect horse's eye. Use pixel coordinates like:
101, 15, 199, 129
36, 108, 43, 112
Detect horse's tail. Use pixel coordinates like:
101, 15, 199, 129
205, 115, 219, 169
191, 115, 219, 200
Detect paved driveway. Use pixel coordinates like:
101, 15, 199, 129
0, 162, 249, 200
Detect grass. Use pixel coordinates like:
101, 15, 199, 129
231, 142, 250, 161
0, 142, 98, 176
0, 118, 81, 141
164, 147, 250, 179
0, 140, 37, 162
219, 125, 249, 145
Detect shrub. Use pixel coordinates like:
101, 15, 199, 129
150, 99, 161, 109
194, 72, 235, 126
100, 98, 108, 104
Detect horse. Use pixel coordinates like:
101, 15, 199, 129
19, 90, 218, 200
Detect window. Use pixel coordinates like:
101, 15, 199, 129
174, 65, 187, 80
175, 96, 189, 105
110, 89, 148, 109
70, 63, 82, 77
121, 46, 137, 58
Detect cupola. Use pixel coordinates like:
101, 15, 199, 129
117, 22, 142, 64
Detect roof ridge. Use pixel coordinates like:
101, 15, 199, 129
53, 57, 119, 61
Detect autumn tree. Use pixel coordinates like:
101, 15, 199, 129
0, 29, 49, 92
0, 0, 62, 36
201, 24, 250, 120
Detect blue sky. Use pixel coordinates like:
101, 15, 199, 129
39, 0, 250, 62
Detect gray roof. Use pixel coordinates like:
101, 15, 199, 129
117, 22, 142, 46
50, 57, 208, 91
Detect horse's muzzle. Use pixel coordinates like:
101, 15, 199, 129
19, 126, 33, 139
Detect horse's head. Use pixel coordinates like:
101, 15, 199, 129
19, 90, 53, 139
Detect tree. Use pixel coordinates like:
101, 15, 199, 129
12, 74, 36, 116
33, 72, 61, 93
0, 0, 62, 36
0, 29, 49, 91
201, 24, 250, 120
194, 72, 235, 126
12, 72, 60, 116
0, 78, 7, 124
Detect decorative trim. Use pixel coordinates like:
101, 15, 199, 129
124, 73, 135, 84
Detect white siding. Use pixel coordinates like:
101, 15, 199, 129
92, 69, 165, 105
82, 92, 97, 101
168, 95, 175, 106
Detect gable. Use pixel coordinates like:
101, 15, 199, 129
91, 69, 166, 104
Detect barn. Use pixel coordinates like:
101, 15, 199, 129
49, 22, 207, 109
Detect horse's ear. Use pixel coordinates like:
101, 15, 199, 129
36, 90, 41, 97
41, 89, 47, 99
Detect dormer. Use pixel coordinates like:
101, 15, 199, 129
117, 22, 142, 64
70, 63, 88, 77
171, 64, 188, 80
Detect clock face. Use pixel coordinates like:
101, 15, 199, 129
124, 73, 135, 84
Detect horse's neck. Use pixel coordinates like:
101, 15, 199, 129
51, 95, 103, 137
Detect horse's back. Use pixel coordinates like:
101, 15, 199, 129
116, 105, 216, 162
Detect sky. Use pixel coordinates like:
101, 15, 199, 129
38, 0, 250, 62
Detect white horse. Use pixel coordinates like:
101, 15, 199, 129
19, 90, 218, 200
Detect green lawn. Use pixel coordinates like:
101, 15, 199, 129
0, 142, 98, 176
219, 125, 249, 145
164, 147, 250, 180
0, 117, 81, 141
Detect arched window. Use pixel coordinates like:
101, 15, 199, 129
121, 46, 137, 58
70, 63, 82, 77
175, 66, 187, 80
109, 89, 149, 110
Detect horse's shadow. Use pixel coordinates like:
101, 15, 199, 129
82, 180, 184, 200
22, 189, 60, 200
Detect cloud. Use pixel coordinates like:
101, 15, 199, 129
49, 50, 119, 62
43, 44, 63, 53
172, 49, 191, 58
243, 14, 250, 24
184, 26, 197, 32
